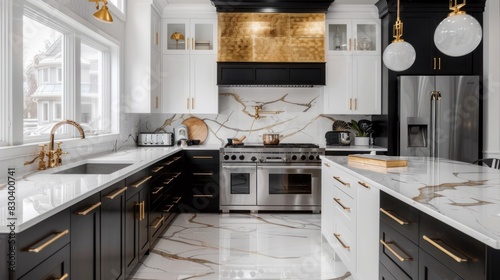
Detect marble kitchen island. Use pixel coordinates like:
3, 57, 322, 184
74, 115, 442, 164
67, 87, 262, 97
321, 155, 500, 280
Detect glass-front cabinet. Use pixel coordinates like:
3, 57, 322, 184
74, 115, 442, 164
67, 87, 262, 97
163, 19, 216, 54
327, 19, 380, 54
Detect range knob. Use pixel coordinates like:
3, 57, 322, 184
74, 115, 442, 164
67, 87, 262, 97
224, 155, 230, 160
251, 156, 257, 162
239, 155, 245, 160
309, 155, 315, 160
316, 155, 321, 160
300, 155, 307, 160
291, 155, 298, 160
231, 155, 237, 160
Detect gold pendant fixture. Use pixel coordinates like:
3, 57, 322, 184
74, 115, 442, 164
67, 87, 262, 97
89, 0, 113, 23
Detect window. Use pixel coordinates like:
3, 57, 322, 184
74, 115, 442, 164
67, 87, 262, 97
41, 102, 49, 122
53, 102, 62, 121
57, 67, 62, 82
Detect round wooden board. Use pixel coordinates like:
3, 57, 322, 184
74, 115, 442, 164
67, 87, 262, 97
181, 117, 208, 144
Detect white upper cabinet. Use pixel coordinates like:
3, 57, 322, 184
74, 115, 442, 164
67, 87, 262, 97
324, 4, 381, 115
163, 19, 217, 55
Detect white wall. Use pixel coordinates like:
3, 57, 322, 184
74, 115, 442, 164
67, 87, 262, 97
483, 0, 500, 159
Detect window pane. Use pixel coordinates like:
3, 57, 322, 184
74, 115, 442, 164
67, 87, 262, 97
23, 16, 64, 138
81, 43, 104, 133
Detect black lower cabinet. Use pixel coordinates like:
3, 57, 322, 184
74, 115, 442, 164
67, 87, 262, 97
380, 263, 398, 280
18, 244, 70, 280
100, 181, 127, 280
70, 193, 101, 280
419, 249, 463, 280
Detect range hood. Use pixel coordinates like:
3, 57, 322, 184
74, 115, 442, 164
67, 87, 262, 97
211, 0, 335, 13
215, 4, 333, 87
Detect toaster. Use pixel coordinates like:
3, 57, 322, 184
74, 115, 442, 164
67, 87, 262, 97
325, 131, 351, 145
138, 133, 174, 146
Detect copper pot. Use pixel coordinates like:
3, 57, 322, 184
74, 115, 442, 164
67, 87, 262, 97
262, 133, 281, 145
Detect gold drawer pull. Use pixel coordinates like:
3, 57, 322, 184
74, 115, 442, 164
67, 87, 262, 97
423, 235, 468, 263
380, 208, 409, 225
192, 156, 214, 159
140, 201, 145, 220
152, 186, 164, 195
380, 240, 412, 262
152, 166, 164, 173
55, 273, 69, 280
105, 186, 128, 200
333, 198, 350, 211
173, 196, 182, 204
151, 216, 165, 229
333, 233, 350, 250
193, 172, 213, 176
193, 194, 213, 198
323, 163, 330, 167
163, 160, 174, 166
28, 229, 69, 253
131, 175, 152, 188
76, 202, 102, 216
163, 178, 174, 185
358, 181, 371, 189
164, 204, 174, 213
333, 176, 350, 187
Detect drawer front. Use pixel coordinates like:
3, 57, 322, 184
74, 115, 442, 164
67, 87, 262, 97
380, 263, 400, 280
330, 166, 356, 199
419, 213, 485, 280
380, 192, 419, 244
185, 150, 220, 166
419, 248, 464, 280
380, 221, 418, 279
332, 185, 356, 231
332, 220, 356, 273
18, 244, 70, 280
17, 210, 70, 277
100, 180, 127, 203
126, 170, 153, 200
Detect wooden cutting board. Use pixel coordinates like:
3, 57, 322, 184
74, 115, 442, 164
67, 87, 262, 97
182, 117, 208, 144
347, 154, 408, 168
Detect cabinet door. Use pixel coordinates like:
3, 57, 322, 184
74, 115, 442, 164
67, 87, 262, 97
352, 55, 381, 114
398, 14, 435, 75
191, 19, 217, 54
163, 19, 190, 53
190, 54, 218, 114
125, 194, 140, 276
101, 183, 127, 280
419, 249, 464, 280
18, 244, 70, 280
326, 19, 351, 53
151, 48, 161, 113
151, 7, 161, 53
71, 194, 101, 280
162, 54, 190, 113
321, 162, 334, 246
352, 19, 380, 54
324, 55, 352, 114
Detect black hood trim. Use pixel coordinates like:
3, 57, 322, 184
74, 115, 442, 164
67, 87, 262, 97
211, 0, 335, 13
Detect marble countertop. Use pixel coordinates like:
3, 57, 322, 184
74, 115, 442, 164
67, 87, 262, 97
321, 156, 500, 249
0, 146, 185, 233
323, 145, 387, 152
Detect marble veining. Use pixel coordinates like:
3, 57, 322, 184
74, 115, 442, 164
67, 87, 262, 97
130, 213, 353, 280
322, 156, 500, 249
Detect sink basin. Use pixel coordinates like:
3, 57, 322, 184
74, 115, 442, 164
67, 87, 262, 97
54, 163, 132, 174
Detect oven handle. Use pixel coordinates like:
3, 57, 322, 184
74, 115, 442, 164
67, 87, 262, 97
257, 165, 321, 170
222, 165, 257, 169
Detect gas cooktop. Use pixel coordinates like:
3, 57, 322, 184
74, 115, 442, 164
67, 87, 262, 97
224, 143, 320, 149
221, 143, 324, 163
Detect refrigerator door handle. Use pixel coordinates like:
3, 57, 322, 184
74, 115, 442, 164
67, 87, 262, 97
430, 91, 441, 157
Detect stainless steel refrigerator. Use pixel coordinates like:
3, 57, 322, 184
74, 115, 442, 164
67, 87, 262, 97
399, 76, 480, 163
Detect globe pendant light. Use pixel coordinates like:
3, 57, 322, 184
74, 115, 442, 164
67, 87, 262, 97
382, 0, 416, 72
434, 0, 482, 57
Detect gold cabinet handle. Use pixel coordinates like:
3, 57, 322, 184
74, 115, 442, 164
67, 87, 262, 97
131, 175, 152, 188
333, 198, 350, 211
164, 204, 174, 213
163, 160, 174, 166
155, 96, 159, 109
422, 235, 468, 263
163, 178, 174, 185
380, 208, 409, 225
105, 186, 128, 200
76, 202, 102, 216
438, 57, 441, 70
333, 233, 350, 250
152, 186, 164, 195
349, 98, 352, 110
28, 229, 69, 253
354, 98, 357, 110
187, 98, 190, 110
152, 166, 164, 173
191, 98, 195, 110
192, 155, 213, 159
192, 37, 195, 50
433, 57, 437, 70
333, 176, 350, 187
380, 239, 412, 262
140, 201, 145, 220
323, 163, 330, 167
155, 32, 159, 46
55, 273, 69, 280
349, 38, 352, 51
358, 181, 370, 189
186, 38, 190, 50
173, 196, 182, 204
193, 194, 214, 198
193, 172, 213, 176
151, 216, 165, 229
354, 38, 357, 51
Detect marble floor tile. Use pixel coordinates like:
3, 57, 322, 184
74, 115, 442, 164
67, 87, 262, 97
130, 213, 353, 280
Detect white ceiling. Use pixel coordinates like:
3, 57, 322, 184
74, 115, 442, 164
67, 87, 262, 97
165, 0, 378, 4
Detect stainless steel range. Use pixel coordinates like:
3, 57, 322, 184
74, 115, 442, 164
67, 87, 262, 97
220, 143, 324, 213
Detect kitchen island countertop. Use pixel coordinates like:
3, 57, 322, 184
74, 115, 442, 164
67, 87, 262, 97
321, 156, 500, 249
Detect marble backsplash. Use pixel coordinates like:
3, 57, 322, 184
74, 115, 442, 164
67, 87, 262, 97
140, 87, 369, 146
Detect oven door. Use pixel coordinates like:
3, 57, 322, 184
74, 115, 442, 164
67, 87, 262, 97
221, 163, 257, 206
257, 163, 321, 206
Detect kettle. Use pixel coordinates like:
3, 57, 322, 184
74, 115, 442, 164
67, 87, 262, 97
175, 124, 188, 143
